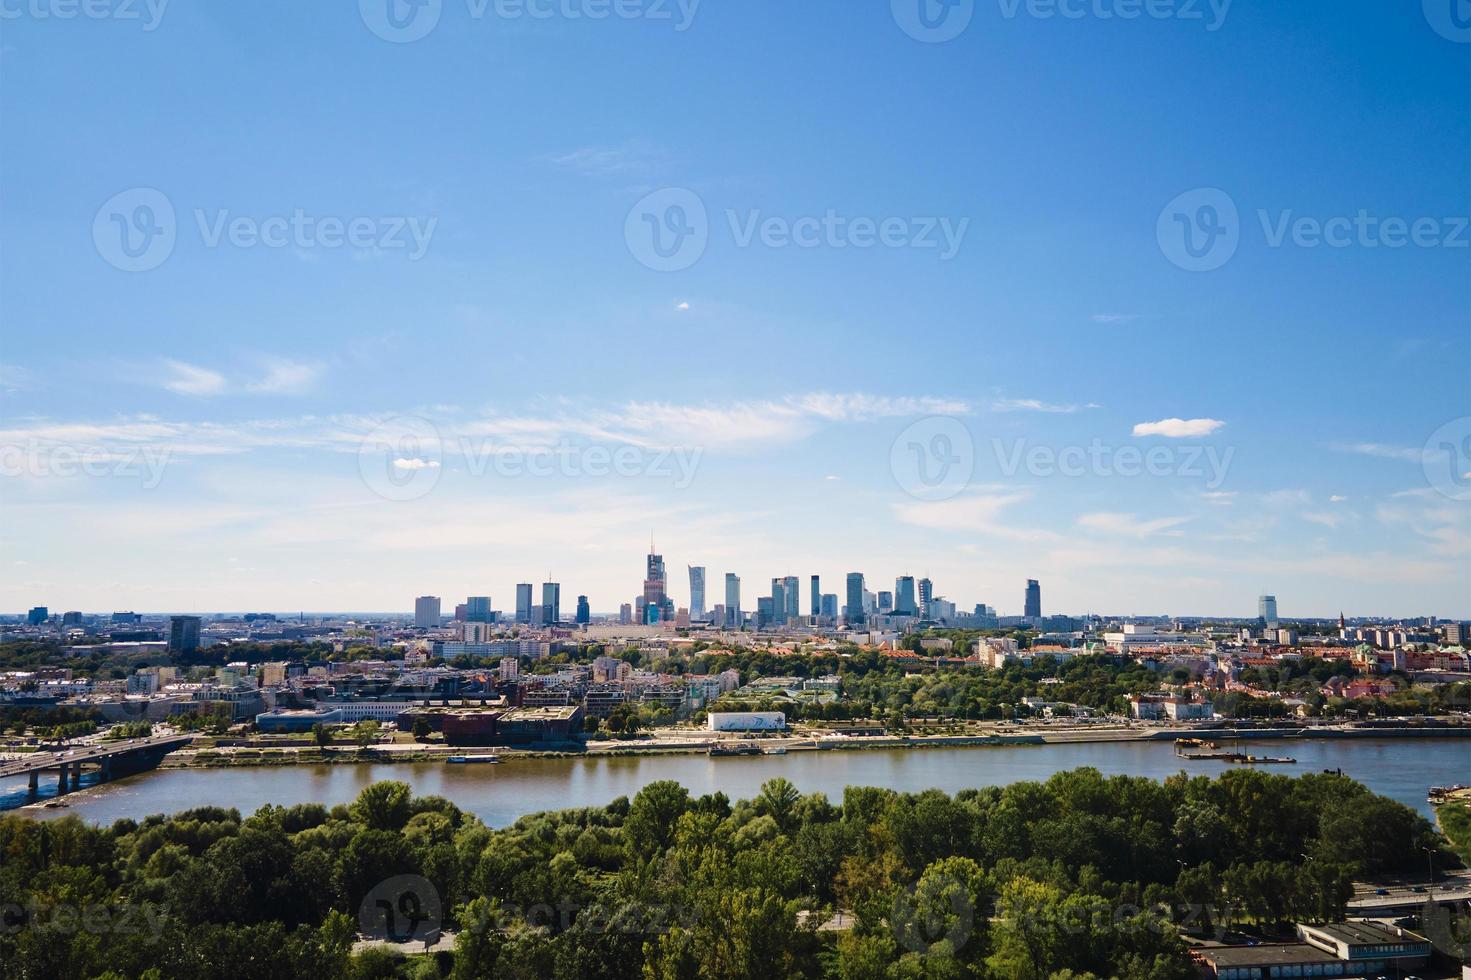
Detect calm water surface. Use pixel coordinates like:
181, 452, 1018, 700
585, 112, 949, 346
8, 739, 1468, 826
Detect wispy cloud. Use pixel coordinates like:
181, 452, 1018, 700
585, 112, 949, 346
1090, 314, 1139, 324
892, 489, 1057, 542
1133, 417, 1225, 438
542, 140, 668, 178
991, 397, 1094, 414
161, 360, 226, 397
1329, 441, 1425, 462
1076, 512, 1191, 538
245, 358, 323, 395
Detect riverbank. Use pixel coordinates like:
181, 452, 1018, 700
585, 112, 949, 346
149, 720, 1471, 770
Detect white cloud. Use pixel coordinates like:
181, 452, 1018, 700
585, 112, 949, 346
246, 358, 322, 395
1132, 417, 1225, 438
542, 140, 667, 178
1200, 491, 1237, 506
991, 397, 1087, 414
892, 490, 1057, 542
1329, 495, 1348, 503
1076, 512, 1191, 538
1329, 442, 1424, 462
392, 458, 440, 471
1091, 314, 1139, 324
162, 360, 226, 396
675, 301, 690, 312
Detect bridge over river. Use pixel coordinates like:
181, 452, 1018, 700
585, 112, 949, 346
0, 734, 192, 802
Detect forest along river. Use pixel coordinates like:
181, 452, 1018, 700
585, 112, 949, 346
8, 737, 1469, 826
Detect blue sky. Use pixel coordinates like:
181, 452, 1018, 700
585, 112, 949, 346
1, 0, 1467, 617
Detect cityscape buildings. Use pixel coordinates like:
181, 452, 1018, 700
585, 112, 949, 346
1025, 579, 1042, 620
414, 596, 441, 629
688, 566, 706, 620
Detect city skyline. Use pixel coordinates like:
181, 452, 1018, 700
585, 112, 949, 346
2, 3, 1467, 618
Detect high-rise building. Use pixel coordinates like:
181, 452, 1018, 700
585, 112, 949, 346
918, 578, 934, 619
643, 547, 673, 624
26, 606, 47, 625
689, 566, 706, 619
619, 603, 633, 625
465, 596, 492, 623
499, 656, 519, 682
1258, 595, 1279, 628
782, 576, 799, 624
757, 596, 775, 626
895, 576, 917, 616
575, 595, 591, 625
769, 577, 785, 625
541, 582, 561, 625
878, 591, 893, 614
515, 584, 534, 624
414, 596, 441, 629
1024, 580, 1041, 620
810, 575, 820, 619
846, 572, 866, 626
453, 603, 467, 622
61, 611, 83, 628
168, 615, 201, 653
820, 594, 838, 619
725, 573, 741, 627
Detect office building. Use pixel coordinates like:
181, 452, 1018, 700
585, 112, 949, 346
770, 578, 785, 624
1258, 594, 1279, 628
515, 584, 534, 624
810, 575, 820, 619
820, 594, 838, 619
757, 596, 775, 626
26, 606, 47, 625
575, 595, 590, 625
541, 582, 561, 625
846, 572, 865, 626
918, 577, 933, 619
1024, 579, 1041, 620
895, 576, 917, 616
725, 573, 741, 627
782, 576, 799, 624
688, 566, 706, 619
465, 596, 492, 623
414, 596, 441, 629
619, 603, 633, 625
643, 548, 673, 624
168, 615, 201, 653
878, 591, 893, 614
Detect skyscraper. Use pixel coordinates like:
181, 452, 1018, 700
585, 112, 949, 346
846, 572, 865, 626
918, 577, 933, 619
725, 573, 741, 627
810, 575, 820, 619
895, 576, 917, 616
770, 578, 785, 624
515, 584, 534, 624
1258, 594, 1279, 628
1024, 579, 1041, 619
643, 547, 673, 624
619, 603, 633, 625
689, 566, 706, 619
782, 576, 799, 624
168, 615, 200, 653
465, 596, 492, 623
541, 582, 561, 625
575, 595, 590, 625
878, 591, 893, 614
820, 594, 838, 619
414, 596, 441, 629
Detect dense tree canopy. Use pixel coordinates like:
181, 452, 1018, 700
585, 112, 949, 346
0, 766, 1457, 979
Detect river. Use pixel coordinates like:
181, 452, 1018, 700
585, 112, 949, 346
8, 738, 1468, 826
